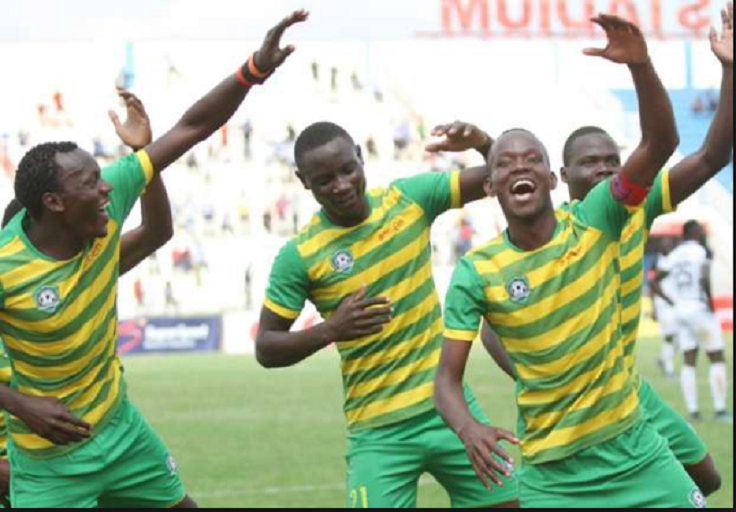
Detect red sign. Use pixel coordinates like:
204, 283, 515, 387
436, 0, 714, 39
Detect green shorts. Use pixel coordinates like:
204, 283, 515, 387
518, 420, 706, 509
640, 378, 709, 467
9, 398, 186, 509
346, 390, 519, 509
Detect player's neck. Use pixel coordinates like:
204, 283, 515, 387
324, 199, 372, 228
506, 208, 558, 252
24, 216, 87, 261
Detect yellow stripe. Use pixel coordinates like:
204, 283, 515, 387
342, 317, 443, 376
12, 372, 121, 451
137, 150, 155, 185
339, 292, 440, 351
489, 243, 615, 329
445, 329, 478, 343
298, 188, 403, 258
450, 171, 462, 209
1, 251, 119, 342
346, 381, 435, 425
622, 302, 641, 326
0, 236, 27, 260
524, 370, 630, 432
515, 311, 621, 383
504, 275, 619, 355
480, 225, 598, 301
264, 298, 301, 320
522, 388, 639, 459
311, 233, 430, 304
308, 208, 426, 295
346, 349, 440, 401
14, 319, 116, 394
662, 169, 674, 213
66, 363, 120, 412
621, 272, 644, 299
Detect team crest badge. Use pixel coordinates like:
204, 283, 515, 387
35, 286, 62, 314
507, 277, 531, 304
690, 489, 707, 509
167, 454, 179, 476
332, 250, 355, 274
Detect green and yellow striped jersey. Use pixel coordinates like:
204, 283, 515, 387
266, 171, 462, 432
0, 151, 153, 459
619, 171, 674, 381
445, 180, 642, 465
0, 340, 10, 459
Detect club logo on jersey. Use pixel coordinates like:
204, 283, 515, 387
332, 250, 355, 274
35, 286, 62, 314
507, 277, 531, 304
690, 489, 707, 509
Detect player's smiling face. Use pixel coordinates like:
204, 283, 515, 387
53, 149, 114, 240
297, 137, 371, 226
563, 133, 621, 201
485, 131, 557, 221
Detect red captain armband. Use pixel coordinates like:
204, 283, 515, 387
610, 172, 651, 206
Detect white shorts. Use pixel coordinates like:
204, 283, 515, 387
654, 297, 679, 339
674, 301, 726, 353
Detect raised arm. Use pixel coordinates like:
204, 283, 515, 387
585, 15, 679, 191
256, 287, 393, 369
108, 90, 174, 276
426, 121, 494, 205
145, 10, 309, 173
670, 3, 734, 206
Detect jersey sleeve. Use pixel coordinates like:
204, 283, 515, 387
644, 170, 675, 230
103, 151, 155, 224
264, 241, 311, 320
575, 179, 643, 240
444, 258, 487, 342
394, 171, 462, 223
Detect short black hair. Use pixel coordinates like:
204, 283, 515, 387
15, 142, 78, 218
563, 126, 612, 167
684, 220, 703, 239
490, 128, 551, 168
294, 122, 354, 170
2, 199, 24, 228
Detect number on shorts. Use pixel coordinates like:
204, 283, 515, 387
351, 486, 369, 508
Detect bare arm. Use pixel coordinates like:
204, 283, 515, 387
435, 338, 518, 491
120, 175, 173, 276
426, 121, 494, 205
585, 15, 679, 188
145, 11, 308, 174
703, 261, 716, 313
256, 288, 393, 369
108, 90, 175, 276
652, 269, 675, 307
670, 4, 734, 206
481, 322, 516, 381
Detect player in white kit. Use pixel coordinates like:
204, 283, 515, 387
654, 240, 680, 378
654, 221, 732, 424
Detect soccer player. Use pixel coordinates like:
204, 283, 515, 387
444, 4, 733, 498
255, 129, 519, 506
654, 221, 733, 424
653, 239, 679, 378
435, 14, 710, 508
0, 89, 174, 507
0, 10, 307, 508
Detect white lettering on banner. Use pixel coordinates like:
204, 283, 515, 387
144, 324, 212, 350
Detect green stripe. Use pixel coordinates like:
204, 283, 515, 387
521, 353, 627, 418
342, 302, 441, 361
300, 192, 415, 265
511, 298, 619, 371
1, 266, 118, 344
494, 261, 617, 341
346, 332, 441, 386
523, 412, 641, 465
344, 364, 437, 413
